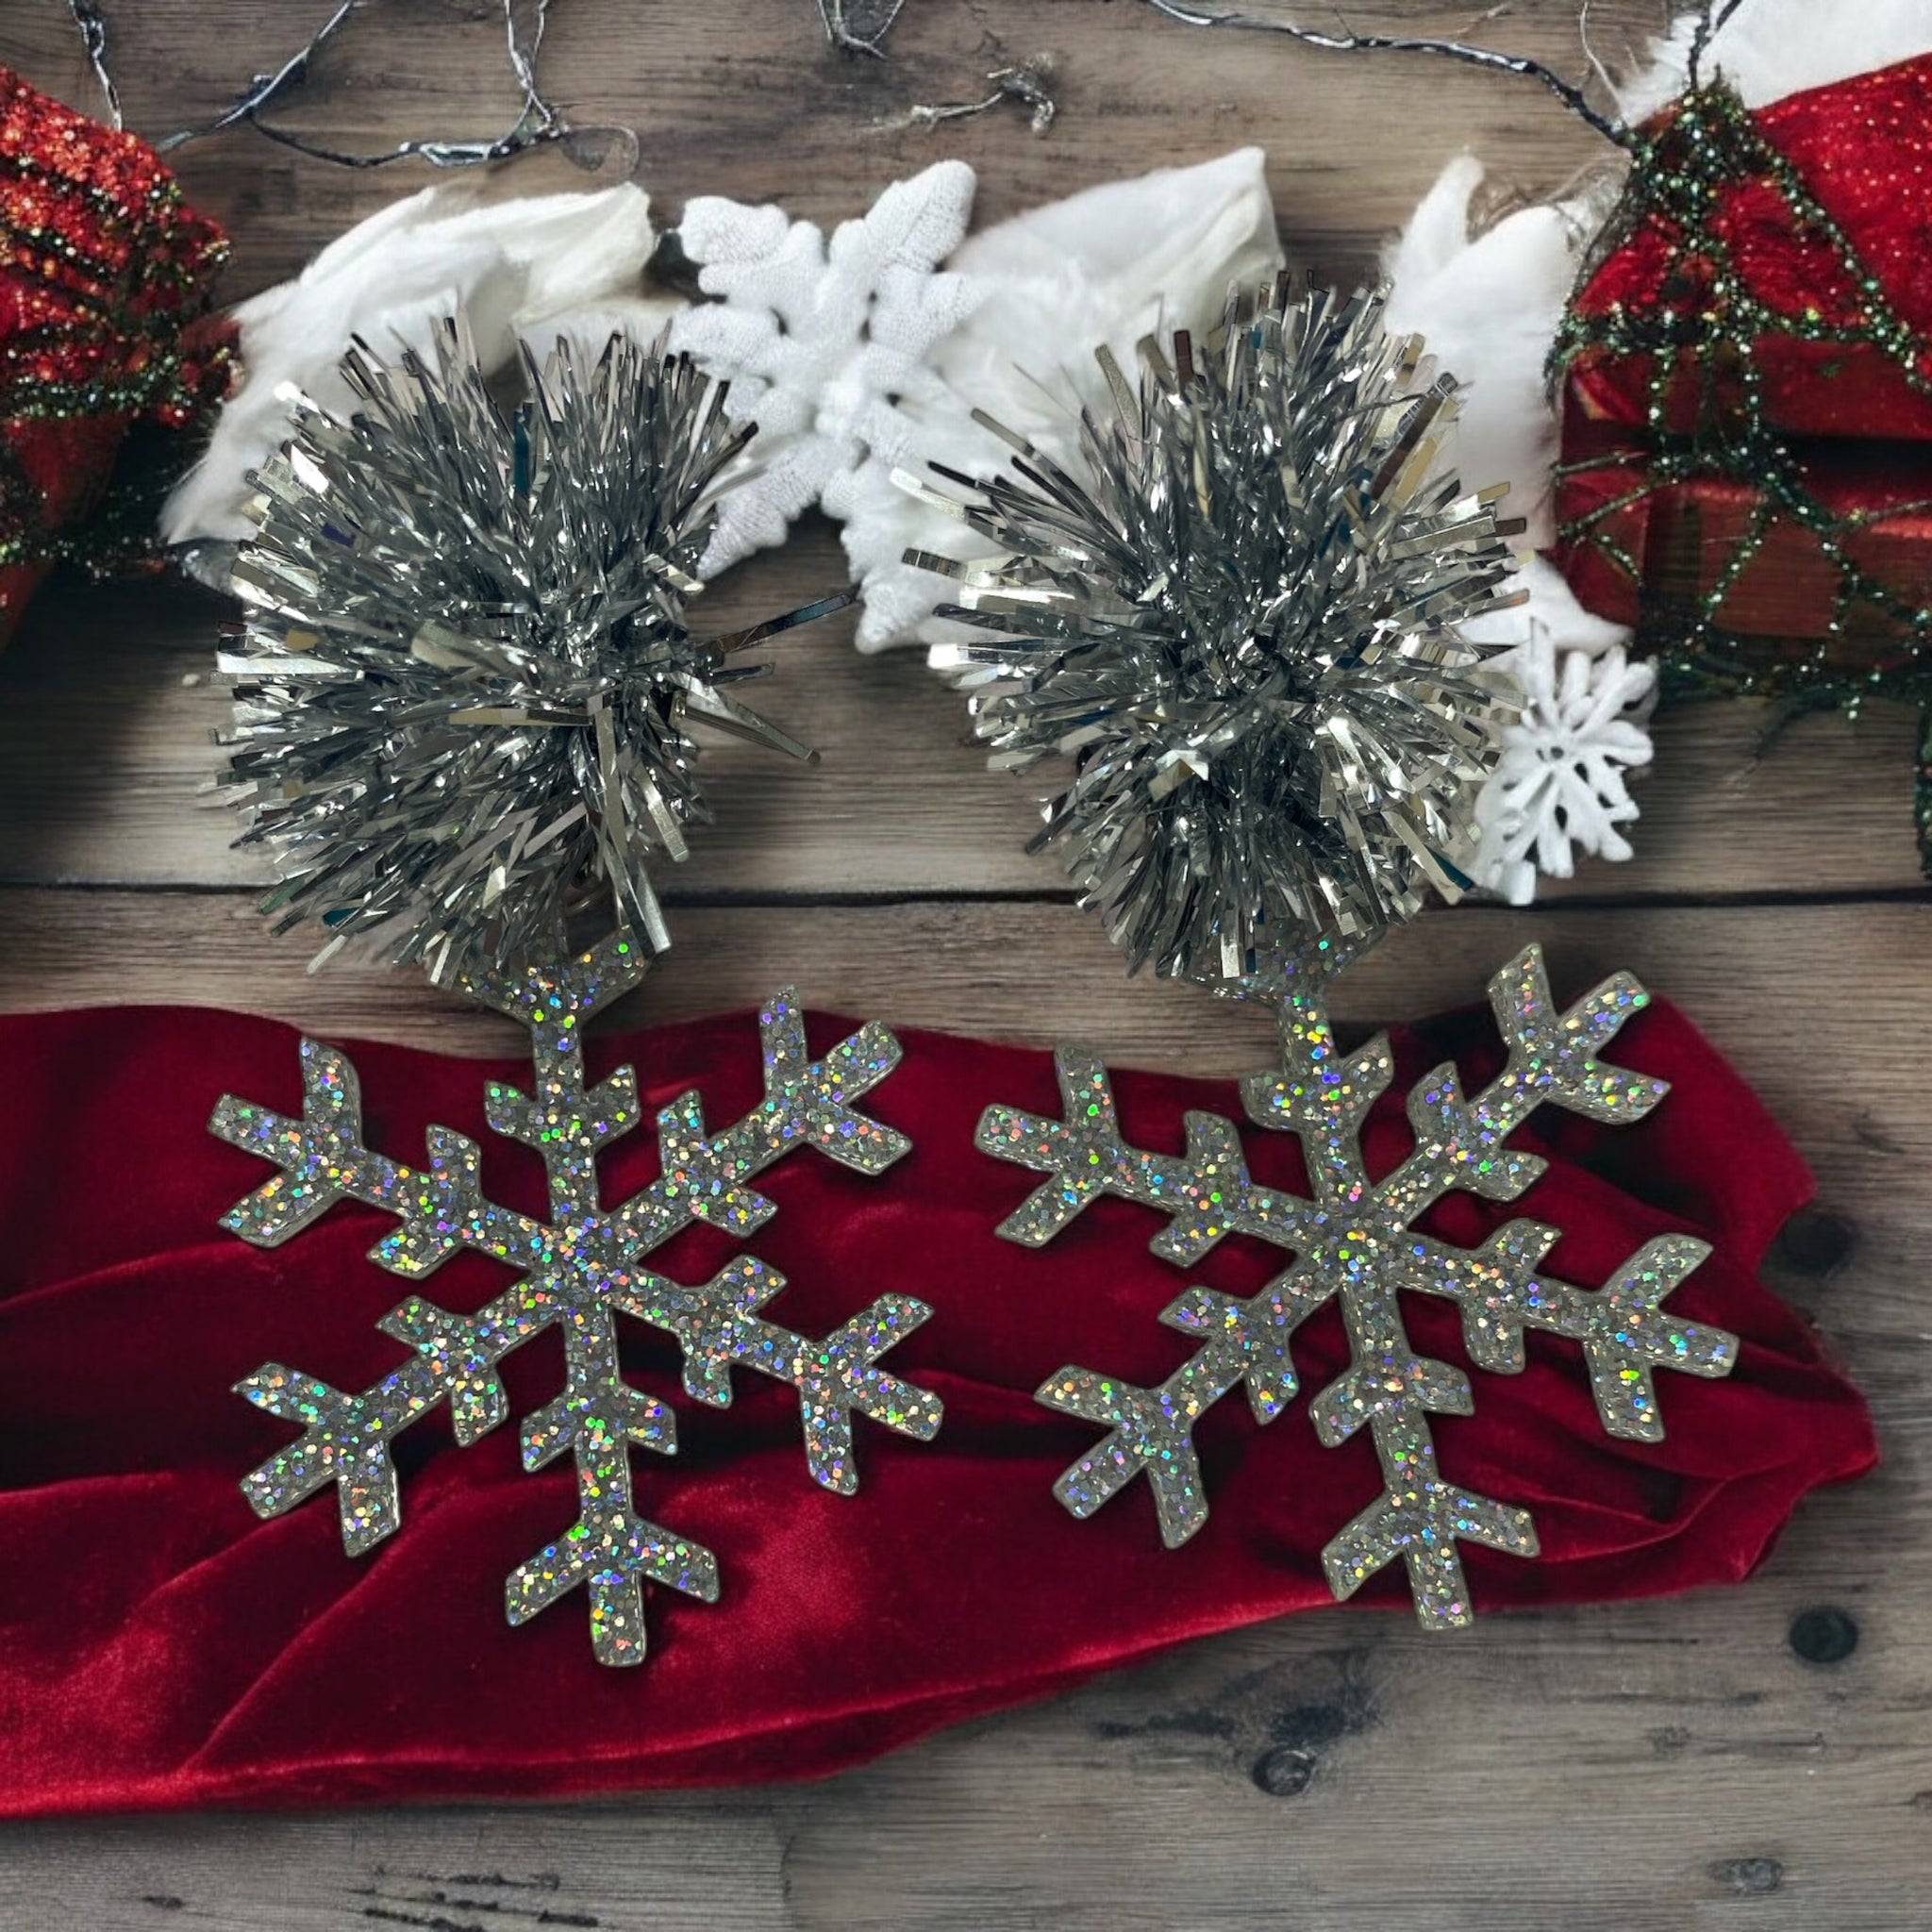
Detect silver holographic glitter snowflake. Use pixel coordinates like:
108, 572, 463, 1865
212, 931, 942, 1664
981, 943, 1738, 1627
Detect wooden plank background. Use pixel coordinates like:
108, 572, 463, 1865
2, 3, 1928, 1926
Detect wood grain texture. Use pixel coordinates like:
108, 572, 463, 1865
1, 2, 1928, 1927
4, 0, 1661, 294
0, 555, 1921, 900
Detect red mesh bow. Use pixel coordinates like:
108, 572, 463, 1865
1554, 53, 1932, 659
0, 66, 231, 644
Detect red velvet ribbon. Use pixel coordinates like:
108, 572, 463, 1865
0, 996, 1873, 1816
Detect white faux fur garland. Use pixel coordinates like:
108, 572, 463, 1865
162, 182, 676, 547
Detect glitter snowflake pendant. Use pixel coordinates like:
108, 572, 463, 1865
981, 944, 1738, 1628
211, 932, 943, 1665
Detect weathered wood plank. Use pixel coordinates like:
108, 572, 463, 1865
0, 561, 1922, 899
0, 1800, 792, 1932
4, 0, 1661, 294
0, 879, 1918, 1085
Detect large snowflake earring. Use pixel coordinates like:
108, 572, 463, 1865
901, 282, 1738, 1629
208, 324, 942, 1664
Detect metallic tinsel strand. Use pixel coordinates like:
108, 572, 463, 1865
217, 321, 844, 981
900, 282, 1525, 991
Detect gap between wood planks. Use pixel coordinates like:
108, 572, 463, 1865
6, 876, 1930, 914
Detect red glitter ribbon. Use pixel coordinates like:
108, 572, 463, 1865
0, 65, 230, 645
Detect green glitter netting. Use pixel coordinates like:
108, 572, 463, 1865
1551, 78, 1932, 865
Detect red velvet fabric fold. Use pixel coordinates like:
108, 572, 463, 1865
0, 996, 1874, 1816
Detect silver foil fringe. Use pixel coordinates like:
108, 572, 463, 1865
217, 322, 844, 981
900, 282, 1525, 991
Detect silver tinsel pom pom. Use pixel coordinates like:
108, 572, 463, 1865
217, 322, 845, 980
900, 283, 1525, 989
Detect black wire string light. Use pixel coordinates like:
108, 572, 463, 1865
64, 0, 630, 173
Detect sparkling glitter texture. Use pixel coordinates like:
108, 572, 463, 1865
1557, 75, 1932, 687
902, 282, 1525, 986
215, 323, 846, 981
985, 943, 1738, 1628
0, 63, 230, 639
211, 931, 941, 1665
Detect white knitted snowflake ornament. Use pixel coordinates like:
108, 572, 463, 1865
667, 161, 982, 575
1475, 626, 1657, 906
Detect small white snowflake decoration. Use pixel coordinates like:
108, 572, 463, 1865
1476, 631, 1657, 907
211, 933, 942, 1665
668, 161, 982, 574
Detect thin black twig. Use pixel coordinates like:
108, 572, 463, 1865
1689, 0, 1751, 91
1141, 0, 1635, 150
906, 56, 1058, 133
817, 0, 908, 57
64, 0, 122, 129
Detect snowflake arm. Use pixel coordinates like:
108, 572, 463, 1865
210, 1041, 550, 1274
502, 1291, 713, 1666
211, 932, 941, 1664
999, 944, 1738, 1629
616, 1256, 942, 1492
979, 1053, 1314, 1261
1398, 1224, 1737, 1439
